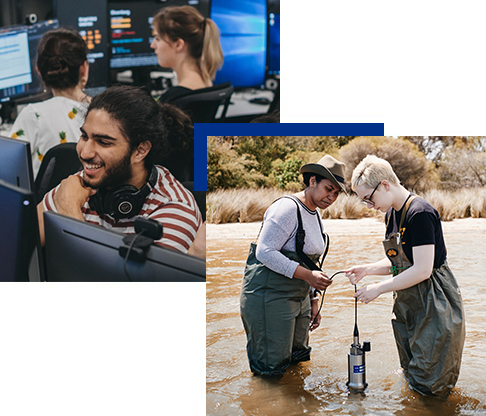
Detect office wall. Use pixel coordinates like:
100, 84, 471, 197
0, 0, 52, 26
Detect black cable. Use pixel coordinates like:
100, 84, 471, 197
123, 230, 145, 281
310, 270, 347, 329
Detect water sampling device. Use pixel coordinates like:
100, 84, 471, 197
346, 285, 371, 393
312, 272, 371, 393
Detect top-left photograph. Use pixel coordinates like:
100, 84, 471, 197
3, 0, 277, 281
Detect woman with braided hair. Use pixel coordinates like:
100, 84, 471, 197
9, 28, 91, 176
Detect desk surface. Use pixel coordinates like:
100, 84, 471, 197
225, 90, 274, 118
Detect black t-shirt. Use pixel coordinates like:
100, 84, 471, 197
385, 195, 447, 269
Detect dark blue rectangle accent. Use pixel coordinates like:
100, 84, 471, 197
194, 123, 385, 191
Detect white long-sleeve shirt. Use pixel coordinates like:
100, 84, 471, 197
255, 196, 325, 278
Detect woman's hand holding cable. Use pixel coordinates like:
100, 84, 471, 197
308, 270, 333, 291
293, 266, 332, 291
345, 265, 368, 285
345, 258, 394, 285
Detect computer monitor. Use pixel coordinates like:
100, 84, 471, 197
211, 0, 267, 89
0, 26, 32, 102
108, 0, 209, 71
267, 12, 280, 76
0, 179, 38, 281
56, 0, 110, 95
0, 20, 59, 104
0, 135, 45, 281
44, 212, 206, 282
109, 1, 163, 70
0, 135, 34, 192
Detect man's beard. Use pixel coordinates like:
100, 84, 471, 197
82, 151, 133, 190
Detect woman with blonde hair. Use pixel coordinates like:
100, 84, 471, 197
150, 6, 224, 102
345, 154, 465, 396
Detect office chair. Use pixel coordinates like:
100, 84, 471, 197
167, 83, 234, 123
182, 181, 206, 222
35, 142, 82, 203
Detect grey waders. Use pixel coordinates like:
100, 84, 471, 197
384, 196, 465, 396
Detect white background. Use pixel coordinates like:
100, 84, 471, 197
282, 0, 486, 135
0, 284, 205, 416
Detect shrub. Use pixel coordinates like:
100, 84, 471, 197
339, 137, 439, 193
207, 137, 270, 191
271, 156, 304, 189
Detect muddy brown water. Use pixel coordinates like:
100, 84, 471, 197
206, 218, 486, 415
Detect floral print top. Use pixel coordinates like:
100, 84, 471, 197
9, 96, 88, 177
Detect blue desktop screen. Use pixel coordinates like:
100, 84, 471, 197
211, 0, 267, 88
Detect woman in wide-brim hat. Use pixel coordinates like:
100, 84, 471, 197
240, 155, 347, 376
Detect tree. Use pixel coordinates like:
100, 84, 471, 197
438, 146, 486, 189
402, 136, 486, 164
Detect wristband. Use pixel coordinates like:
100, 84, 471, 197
310, 296, 319, 301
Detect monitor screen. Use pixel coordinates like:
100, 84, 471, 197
109, 1, 162, 69
0, 135, 34, 192
56, 0, 110, 94
0, 180, 38, 281
109, 0, 209, 70
0, 20, 60, 103
211, 0, 267, 88
44, 212, 206, 282
267, 12, 280, 76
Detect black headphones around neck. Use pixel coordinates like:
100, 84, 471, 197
88, 165, 158, 220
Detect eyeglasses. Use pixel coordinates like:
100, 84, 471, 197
361, 182, 381, 207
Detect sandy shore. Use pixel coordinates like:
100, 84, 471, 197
207, 217, 485, 241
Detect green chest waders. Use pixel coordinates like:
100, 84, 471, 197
383, 196, 466, 396
240, 196, 327, 376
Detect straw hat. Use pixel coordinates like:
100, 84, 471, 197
300, 155, 347, 195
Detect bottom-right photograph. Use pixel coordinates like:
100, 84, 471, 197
206, 135, 486, 415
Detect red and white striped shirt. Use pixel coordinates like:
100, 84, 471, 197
43, 165, 202, 253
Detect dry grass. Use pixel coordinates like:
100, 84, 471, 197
421, 188, 486, 221
321, 193, 383, 220
206, 188, 286, 224
207, 187, 486, 224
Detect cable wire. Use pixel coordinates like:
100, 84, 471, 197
310, 270, 347, 329
123, 230, 145, 281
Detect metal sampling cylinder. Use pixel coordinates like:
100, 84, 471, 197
347, 324, 371, 392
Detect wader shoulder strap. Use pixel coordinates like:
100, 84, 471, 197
386, 194, 418, 231
254, 195, 328, 271
283, 195, 324, 272
400, 195, 418, 230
